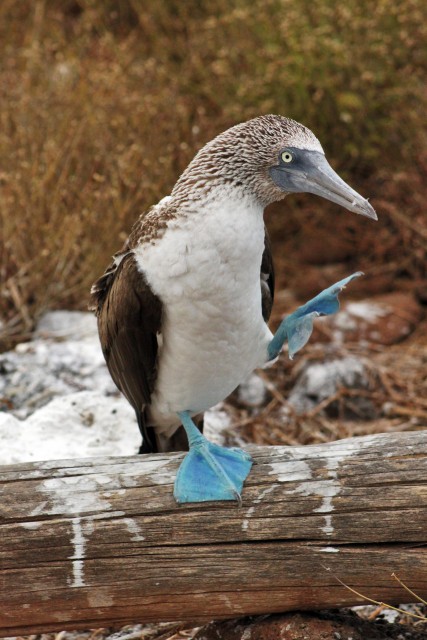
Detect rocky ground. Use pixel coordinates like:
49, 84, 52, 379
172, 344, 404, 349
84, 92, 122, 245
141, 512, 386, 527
0, 311, 231, 464
0, 298, 426, 639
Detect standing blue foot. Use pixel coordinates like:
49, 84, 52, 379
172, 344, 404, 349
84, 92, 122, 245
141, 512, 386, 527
174, 411, 252, 504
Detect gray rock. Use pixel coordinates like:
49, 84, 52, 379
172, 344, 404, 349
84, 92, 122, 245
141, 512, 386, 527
0, 391, 140, 465
288, 356, 377, 419
35, 310, 98, 340
0, 311, 116, 418
0, 310, 228, 463
237, 372, 267, 408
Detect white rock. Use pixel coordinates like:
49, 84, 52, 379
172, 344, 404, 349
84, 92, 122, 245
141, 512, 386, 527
0, 391, 140, 465
35, 310, 98, 340
288, 356, 369, 414
0, 310, 231, 463
1, 311, 116, 418
237, 372, 267, 407
204, 405, 232, 445
345, 301, 389, 322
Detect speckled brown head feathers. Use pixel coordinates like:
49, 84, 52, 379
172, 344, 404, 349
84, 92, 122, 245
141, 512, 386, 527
172, 115, 323, 206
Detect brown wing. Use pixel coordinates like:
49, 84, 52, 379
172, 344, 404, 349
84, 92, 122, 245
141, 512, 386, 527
261, 227, 275, 322
90, 252, 162, 452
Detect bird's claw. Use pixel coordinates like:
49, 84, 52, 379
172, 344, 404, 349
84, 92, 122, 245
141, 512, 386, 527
174, 438, 252, 504
268, 271, 363, 360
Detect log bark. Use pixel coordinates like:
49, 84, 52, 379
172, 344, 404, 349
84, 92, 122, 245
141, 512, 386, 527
0, 430, 426, 636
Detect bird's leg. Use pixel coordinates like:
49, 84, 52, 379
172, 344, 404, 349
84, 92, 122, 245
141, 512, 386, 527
267, 271, 363, 361
173, 410, 252, 504
173, 272, 362, 503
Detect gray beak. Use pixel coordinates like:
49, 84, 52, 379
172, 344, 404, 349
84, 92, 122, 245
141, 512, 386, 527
270, 149, 377, 220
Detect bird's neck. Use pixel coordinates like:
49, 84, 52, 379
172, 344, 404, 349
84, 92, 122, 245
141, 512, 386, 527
167, 186, 266, 273
171, 179, 265, 217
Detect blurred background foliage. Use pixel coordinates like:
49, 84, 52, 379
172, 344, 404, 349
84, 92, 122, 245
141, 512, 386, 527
0, 0, 426, 347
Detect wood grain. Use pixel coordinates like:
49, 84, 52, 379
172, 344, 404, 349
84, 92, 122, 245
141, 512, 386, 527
0, 430, 426, 636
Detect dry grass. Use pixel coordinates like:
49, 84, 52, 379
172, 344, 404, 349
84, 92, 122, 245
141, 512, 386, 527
329, 572, 427, 624
221, 315, 427, 448
14, 624, 202, 640
1, 0, 427, 348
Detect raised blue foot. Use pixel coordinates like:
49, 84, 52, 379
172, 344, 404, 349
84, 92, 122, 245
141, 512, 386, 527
268, 271, 363, 361
174, 411, 252, 504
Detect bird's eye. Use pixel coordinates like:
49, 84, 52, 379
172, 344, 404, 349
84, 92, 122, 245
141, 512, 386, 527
281, 150, 293, 163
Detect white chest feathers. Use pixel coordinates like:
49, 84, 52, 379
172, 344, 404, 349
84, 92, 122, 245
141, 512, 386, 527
134, 192, 273, 430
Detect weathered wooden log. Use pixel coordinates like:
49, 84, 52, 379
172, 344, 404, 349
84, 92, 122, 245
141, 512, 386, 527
0, 430, 426, 636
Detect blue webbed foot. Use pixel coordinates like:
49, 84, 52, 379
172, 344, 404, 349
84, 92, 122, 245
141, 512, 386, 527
268, 271, 363, 360
174, 411, 252, 504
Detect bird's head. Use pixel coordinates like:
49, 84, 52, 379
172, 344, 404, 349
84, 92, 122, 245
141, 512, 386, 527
174, 114, 377, 220
265, 116, 377, 219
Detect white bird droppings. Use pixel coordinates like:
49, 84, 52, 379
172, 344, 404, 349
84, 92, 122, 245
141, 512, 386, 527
36, 475, 113, 516
70, 517, 86, 588
123, 518, 145, 542
320, 546, 339, 553
241, 507, 255, 531
20, 521, 42, 530
269, 441, 364, 537
322, 515, 334, 536
268, 460, 312, 483
241, 484, 278, 532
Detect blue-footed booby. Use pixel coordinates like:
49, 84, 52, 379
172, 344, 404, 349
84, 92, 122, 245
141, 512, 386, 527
90, 115, 377, 504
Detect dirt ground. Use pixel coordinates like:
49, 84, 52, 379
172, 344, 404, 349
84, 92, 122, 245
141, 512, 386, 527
195, 610, 427, 639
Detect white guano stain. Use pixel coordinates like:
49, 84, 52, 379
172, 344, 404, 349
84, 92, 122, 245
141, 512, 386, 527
268, 460, 312, 483
123, 518, 145, 541
37, 475, 115, 516
241, 507, 254, 531
98, 458, 178, 486
269, 440, 364, 536
322, 515, 333, 535
70, 517, 86, 587
30, 501, 48, 517
20, 521, 42, 529
242, 484, 278, 532
31, 469, 149, 591
34, 474, 116, 589
319, 546, 339, 552
315, 456, 343, 535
